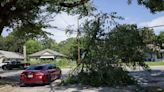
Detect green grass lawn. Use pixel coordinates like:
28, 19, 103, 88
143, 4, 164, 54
145, 61, 164, 66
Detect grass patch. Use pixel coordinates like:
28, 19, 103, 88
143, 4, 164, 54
145, 61, 164, 66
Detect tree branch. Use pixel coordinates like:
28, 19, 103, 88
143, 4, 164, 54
59, 0, 89, 8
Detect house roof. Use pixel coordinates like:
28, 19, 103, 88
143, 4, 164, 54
29, 49, 66, 57
0, 50, 24, 59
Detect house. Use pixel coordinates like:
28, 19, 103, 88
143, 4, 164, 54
145, 49, 164, 61
29, 49, 66, 60
0, 50, 24, 63
159, 49, 164, 60
145, 44, 164, 61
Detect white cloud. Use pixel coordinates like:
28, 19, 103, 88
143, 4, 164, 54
139, 16, 164, 34
45, 12, 89, 43
44, 12, 78, 43
44, 28, 76, 43
48, 12, 79, 30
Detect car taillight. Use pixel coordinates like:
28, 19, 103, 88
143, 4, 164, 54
35, 72, 44, 76
35, 72, 44, 79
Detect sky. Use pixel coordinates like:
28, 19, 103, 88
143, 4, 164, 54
2, 0, 164, 43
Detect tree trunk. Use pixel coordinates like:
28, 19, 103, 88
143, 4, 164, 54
0, 25, 4, 35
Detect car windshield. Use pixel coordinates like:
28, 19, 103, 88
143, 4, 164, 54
27, 65, 45, 70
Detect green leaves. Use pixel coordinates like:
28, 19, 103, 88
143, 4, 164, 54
58, 38, 77, 59
0, 0, 92, 35
129, 0, 164, 13
107, 24, 152, 67
25, 39, 42, 54
157, 32, 164, 49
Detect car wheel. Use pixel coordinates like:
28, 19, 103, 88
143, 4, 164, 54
2, 65, 7, 70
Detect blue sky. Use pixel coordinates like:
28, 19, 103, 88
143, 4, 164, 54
2, 0, 164, 42
94, 0, 164, 23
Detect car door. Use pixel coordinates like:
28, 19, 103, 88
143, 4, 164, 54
12, 61, 19, 68
10, 61, 16, 68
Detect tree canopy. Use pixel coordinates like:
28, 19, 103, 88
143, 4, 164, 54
157, 32, 164, 49
25, 39, 42, 54
0, 0, 163, 36
0, 0, 93, 35
129, 0, 164, 13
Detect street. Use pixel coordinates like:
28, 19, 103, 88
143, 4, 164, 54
1, 67, 164, 92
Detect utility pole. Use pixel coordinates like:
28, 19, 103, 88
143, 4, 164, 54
23, 45, 27, 62
77, 16, 81, 65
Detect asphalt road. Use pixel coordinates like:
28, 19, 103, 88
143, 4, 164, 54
1, 67, 164, 92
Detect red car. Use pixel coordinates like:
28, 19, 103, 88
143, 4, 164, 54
20, 64, 61, 85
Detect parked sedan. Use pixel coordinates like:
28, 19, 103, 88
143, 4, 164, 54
20, 64, 61, 85
2, 60, 30, 70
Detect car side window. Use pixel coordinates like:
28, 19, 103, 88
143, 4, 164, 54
48, 66, 53, 70
11, 61, 16, 64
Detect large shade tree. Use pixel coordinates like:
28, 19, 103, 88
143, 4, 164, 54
0, 0, 163, 36
0, 0, 93, 35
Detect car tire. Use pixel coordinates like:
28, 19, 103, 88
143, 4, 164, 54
2, 65, 7, 70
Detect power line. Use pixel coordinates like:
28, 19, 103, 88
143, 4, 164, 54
145, 24, 164, 29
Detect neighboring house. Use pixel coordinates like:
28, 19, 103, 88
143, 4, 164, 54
145, 44, 164, 61
0, 50, 24, 63
160, 49, 164, 60
29, 49, 66, 60
145, 53, 157, 61
145, 49, 164, 61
